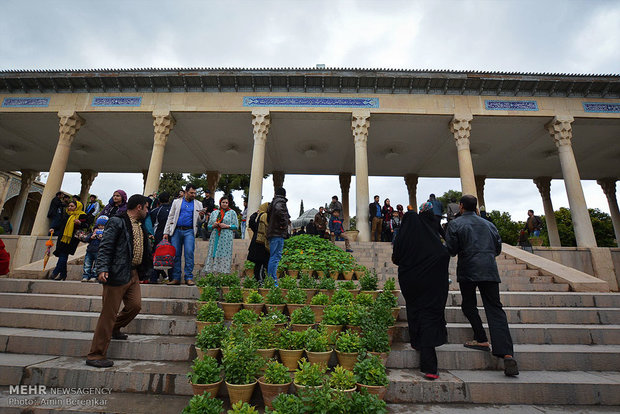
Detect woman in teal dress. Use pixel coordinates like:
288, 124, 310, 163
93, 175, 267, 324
203, 197, 239, 274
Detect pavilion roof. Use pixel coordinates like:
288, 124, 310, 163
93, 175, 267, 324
0, 68, 618, 98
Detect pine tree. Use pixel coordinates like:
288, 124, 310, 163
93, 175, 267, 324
299, 199, 304, 217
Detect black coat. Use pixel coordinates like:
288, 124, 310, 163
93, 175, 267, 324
247, 211, 269, 265
266, 195, 290, 238
95, 213, 153, 286
445, 211, 502, 283
53, 212, 88, 257
369, 202, 381, 222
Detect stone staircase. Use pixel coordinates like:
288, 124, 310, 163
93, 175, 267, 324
1, 239, 619, 411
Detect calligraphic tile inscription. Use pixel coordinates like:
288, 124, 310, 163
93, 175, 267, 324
583, 102, 620, 113
2, 97, 50, 107
91, 97, 142, 107
243, 97, 379, 108
485, 100, 538, 111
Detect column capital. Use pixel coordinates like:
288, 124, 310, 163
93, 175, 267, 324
272, 171, 285, 189
404, 174, 418, 187
339, 173, 351, 192
19, 169, 38, 191
533, 176, 553, 201
546, 115, 574, 148
252, 110, 270, 144
597, 178, 618, 200
450, 115, 472, 150
153, 112, 176, 145
352, 112, 370, 145
58, 112, 84, 145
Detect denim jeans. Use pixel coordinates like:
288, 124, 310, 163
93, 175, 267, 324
267, 237, 284, 283
241, 221, 246, 239
82, 251, 98, 279
532, 230, 540, 237
52, 254, 69, 278
171, 228, 195, 281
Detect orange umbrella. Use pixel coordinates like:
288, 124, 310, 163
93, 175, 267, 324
43, 230, 54, 269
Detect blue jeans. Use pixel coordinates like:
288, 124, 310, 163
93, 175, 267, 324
532, 230, 540, 237
241, 221, 246, 239
82, 251, 98, 279
171, 228, 195, 281
52, 254, 68, 278
267, 237, 284, 283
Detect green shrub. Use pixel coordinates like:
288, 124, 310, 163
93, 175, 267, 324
220, 273, 241, 287
298, 273, 317, 289
349, 389, 387, 413
376, 290, 398, 308
354, 352, 389, 386
263, 361, 291, 385
310, 293, 329, 306
304, 327, 330, 352
187, 355, 221, 384
262, 277, 276, 289
294, 358, 327, 386
280, 275, 298, 290
244, 260, 255, 270
262, 309, 287, 325
196, 322, 227, 349
337, 280, 356, 290
317, 276, 335, 290
182, 392, 223, 414
266, 287, 285, 305
197, 273, 222, 288
354, 292, 374, 308
329, 365, 356, 390
227, 401, 258, 414
248, 318, 278, 349
199, 286, 219, 302
245, 290, 264, 304
197, 301, 224, 323
243, 277, 259, 289
290, 306, 315, 325
223, 286, 243, 303
330, 289, 354, 306
359, 271, 378, 291
286, 288, 307, 305
222, 338, 263, 385
383, 278, 396, 291
321, 304, 348, 325
278, 329, 306, 350
266, 393, 305, 414
361, 322, 390, 353
232, 309, 259, 325
347, 304, 370, 327
336, 330, 362, 353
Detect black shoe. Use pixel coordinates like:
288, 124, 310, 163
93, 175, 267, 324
53, 274, 67, 281
504, 357, 519, 376
112, 330, 128, 340
85, 359, 114, 368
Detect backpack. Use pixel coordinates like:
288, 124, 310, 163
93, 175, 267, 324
153, 239, 176, 270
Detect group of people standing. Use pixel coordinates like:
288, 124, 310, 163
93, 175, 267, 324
369, 195, 405, 243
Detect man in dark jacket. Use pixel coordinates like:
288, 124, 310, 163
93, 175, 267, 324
47, 191, 65, 234
266, 187, 290, 284
314, 206, 328, 238
86, 194, 152, 368
445, 195, 518, 377
524, 209, 542, 237
369, 195, 382, 242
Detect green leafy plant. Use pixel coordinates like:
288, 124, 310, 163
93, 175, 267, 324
266, 287, 285, 305
245, 290, 264, 304
199, 286, 219, 302
336, 330, 362, 353
197, 301, 224, 322
223, 286, 243, 303
361, 322, 390, 353
286, 288, 307, 305
220, 273, 241, 287
232, 309, 260, 325
290, 306, 315, 325
227, 401, 258, 414
278, 329, 306, 350
262, 277, 276, 289
294, 358, 327, 387
376, 290, 398, 308
197, 273, 222, 288
365, 301, 395, 329
222, 338, 263, 384
330, 289, 354, 306
266, 393, 305, 414
263, 361, 291, 385
354, 353, 389, 386
244, 260, 255, 270
349, 389, 387, 413
304, 327, 330, 352
359, 271, 378, 291
196, 322, 227, 349
243, 276, 259, 289
354, 292, 374, 308
321, 304, 348, 325
280, 275, 298, 290
182, 392, 224, 414
187, 355, 222, 384
298, 273, 317, 289
248, 318, 278, 349
317, 276, 335, 290
262, 309, 287, 325
310, 293, 330, 306
347, 304, 370, 327
337, 280, 357, 290
329, 365, 356, 390
383, 278, 396, 291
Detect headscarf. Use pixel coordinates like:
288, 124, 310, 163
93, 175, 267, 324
256, 202, 270, 249
0, 239, 9, 275
419, 202, 433, 213
215, 197, 231, 236
100, 190, 127, 217
61, 201, 84, 244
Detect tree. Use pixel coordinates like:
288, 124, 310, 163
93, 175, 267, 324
437, 190, 462, 214
299, 199, 304, 217
553, 207, 615, 247
158, 173, 187, 197
487, 210, 522, 246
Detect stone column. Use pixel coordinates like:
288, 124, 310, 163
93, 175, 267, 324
339, 173, 351, 229
10, 170, 38, 234
31, 111, 84, 235
598, 178, 620, 247
247, 109, 270, 216
79, 170, 98, 203
273, 171, 285, 189
450, 115, 478, 197
206, 171, 221, 195
0, 174, 10, 216
404, 174, 418, 210
352, 111, 371, 242
475, 175, 486, 208
533, 177, 561, 247
144, 112, 175, 196
546, 116, 597, 247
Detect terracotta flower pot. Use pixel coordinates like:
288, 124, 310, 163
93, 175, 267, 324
294, 382, 322, 393
195, 347, 220, 360
301, 269, 313, 277
356, 383, 387, 400
258, 288, 271, 298
273, 323, 287, 331
369, 351, 389, 365
219, 302, 242, 320
309, 305, 324, 322
342, 271, 354, 281
319, 289, 334, 298
302, 289, 316, 304
390, 290, 401, 299
316, 271, 326, 278
291, 323, 314, 332
244, 268, 254, 277
306, 349, 333, 366
329, 271, 340, 280
265, 303, 286, 314
335, 350, 359, 370
346, 325, 362, 335
360, 290, 379, 300
353, 270, 365, 279
280, 288, 289, 298
287, 270, 299, 278
333, 386, 357, 396
190, 379, 222, 397
325, 324, 343, 343
347, 289, 360, 298
258, 376, 292, 410
257, 348, 276, 360
243, 303, 264, 315
286, 303, 304, 315
391, 307, 401, 321
242, 289, 251, 303
278, 349, 304, 371
221, 286, 230, 296
226, 381, 257, 404
387, 325, 396, 346
195, 320, 218, 334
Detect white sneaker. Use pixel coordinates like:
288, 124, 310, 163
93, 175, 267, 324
89, 278, 98, 283
81, 278, 88, 283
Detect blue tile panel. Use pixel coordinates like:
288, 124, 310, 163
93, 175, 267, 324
484, 100, 538, 111
91, 97, 142, 107
582, 102, 620, 113
2, 97, 50, 107
243, 96, 379, 108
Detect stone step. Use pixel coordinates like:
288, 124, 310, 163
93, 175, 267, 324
391, 322, 620, 345
0, 309, 197, 336
386, 369, 620, 405
446, 291, 620, 308
386, 343, 620, 371
0, 293, 198, 316
441, 306, 620, 325
0, 328, 195, 362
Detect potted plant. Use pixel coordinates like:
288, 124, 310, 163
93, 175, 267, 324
293, 358, 327, 392
187, 355, 223, 397
348, 389, 387, 412
182, 392, 223, 414
382, 277, 400, 299
227, 401, 258, 414
220, 273, 241, 296
354, 352, 389, 400
376, 290, 400, 321
309, 292, 329, 322
198, 285, 220, 307
346, 304, 369, 335
258, 361, 292, 410
329, 365, 357, 394
248, 318, 278, 363
314, 262, 327, 279
195, 322, 227, 359
335, 330, 362, 370
321, 304, 348, 339
220, 286, 244, 320
338, 280, 359, 297
354, 292, 375, 308
279, 275, 298, 296
289, 306, 315, 331
222, 338, 263, 404
359, 271, 379, 299
285, 288, 308, 314
196, 301, 224, 333
366, 300, 396, 345
261, 309, 288, 331
243, 289, 264, 315
265, 286, 286, 314
242, 276, 259, 302
361, 322, 390, 364
298, 272, 318, 303
232, 308, 259, 332
330, 288, 354, 306
353, 264, 367, 280
268, 393, 305, 414
317, 276, 336, 298
243, 260, 255, 277
287, 263, 300, 278
341, 263, 355, 281
197, 272, 222, 289
259, 276, 276, 298
304, 326, 332, 366
277, 329, 306, 371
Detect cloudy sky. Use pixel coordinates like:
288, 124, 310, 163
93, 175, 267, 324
2, 0, 619, 222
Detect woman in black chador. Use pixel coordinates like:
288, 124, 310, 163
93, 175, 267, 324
392, 201, 450, 380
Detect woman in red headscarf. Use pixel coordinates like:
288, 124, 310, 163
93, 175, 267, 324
0, 239, 10, 275
202, 196, 239, 274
